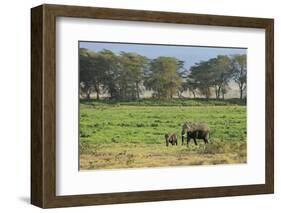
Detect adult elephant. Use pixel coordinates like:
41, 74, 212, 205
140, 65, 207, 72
181, 122, 210, 145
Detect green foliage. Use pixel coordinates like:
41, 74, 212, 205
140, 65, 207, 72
187, 55, 234, 99
144, 57, 183, 99
188, 60, 213, 99
79, 48, 149, 100
231, 54, 247, 99
210, 55, 233, 99
117, 52, 149, 100
79, 49, 117, 100
79, 49, 96, 99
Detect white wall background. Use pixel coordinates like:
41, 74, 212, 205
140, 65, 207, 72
0, 0, 279, 212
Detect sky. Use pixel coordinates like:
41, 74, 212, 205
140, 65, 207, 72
80, 41, 246, 70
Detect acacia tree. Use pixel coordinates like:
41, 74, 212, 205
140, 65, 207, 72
97, 49, 120, 99
221, 83, 230, 100
210, 55, 232, 99
186, 55, 233, 99
88, 51, 109, 100
182, 78, 198, 98
118, 52, 149, 100
188, 61, 214, 99
176, 63, 187, 98
79, 49, 96, 99
144, 57, 182, 99
231, 54, 247, 99
80, 49, 119, 100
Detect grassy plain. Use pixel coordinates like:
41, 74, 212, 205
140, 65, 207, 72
79, 99, 247, 170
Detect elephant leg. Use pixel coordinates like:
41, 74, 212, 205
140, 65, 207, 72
193, 138, 198, 145
187, 137, 191, 146
205, 133, 210, 143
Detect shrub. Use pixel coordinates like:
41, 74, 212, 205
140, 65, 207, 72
199, 142, 225, 154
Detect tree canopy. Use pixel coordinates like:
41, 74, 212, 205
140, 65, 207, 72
144, 57, 182, 99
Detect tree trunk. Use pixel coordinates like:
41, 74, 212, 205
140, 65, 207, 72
86, 91, 91, 100
215, 88, 219, 99
215, 86, 221, 99
217, 86, 221, 99
239, 83, 244, 100
94, 84, 100, 100
177, 91, 181, 98
240, 87, 243, 100
205, 91, 209, 100
96, 87, 100, 100
192, 91, 196, 98
205, 88, 210, 100
136, 82, 140, 99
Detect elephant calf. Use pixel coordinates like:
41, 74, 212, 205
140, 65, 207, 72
164, 133, 178, 146
181, 122, 210, 145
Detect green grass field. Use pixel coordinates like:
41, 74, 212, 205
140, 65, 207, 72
79, 99, 247, 170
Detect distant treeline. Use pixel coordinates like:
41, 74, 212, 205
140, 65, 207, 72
79, 48, 246, 100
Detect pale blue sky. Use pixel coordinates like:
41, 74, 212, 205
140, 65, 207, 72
80, 41, 246, 70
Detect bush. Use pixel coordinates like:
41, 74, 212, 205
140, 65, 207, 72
198, 142, 225, 154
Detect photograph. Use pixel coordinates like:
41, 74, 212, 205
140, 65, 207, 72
79, 41, 247, 170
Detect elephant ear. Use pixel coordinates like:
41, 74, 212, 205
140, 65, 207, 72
185, 122, 191, 131
182, 123, 190, 134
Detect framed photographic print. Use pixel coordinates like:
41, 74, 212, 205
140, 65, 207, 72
31, 4, 274, 208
